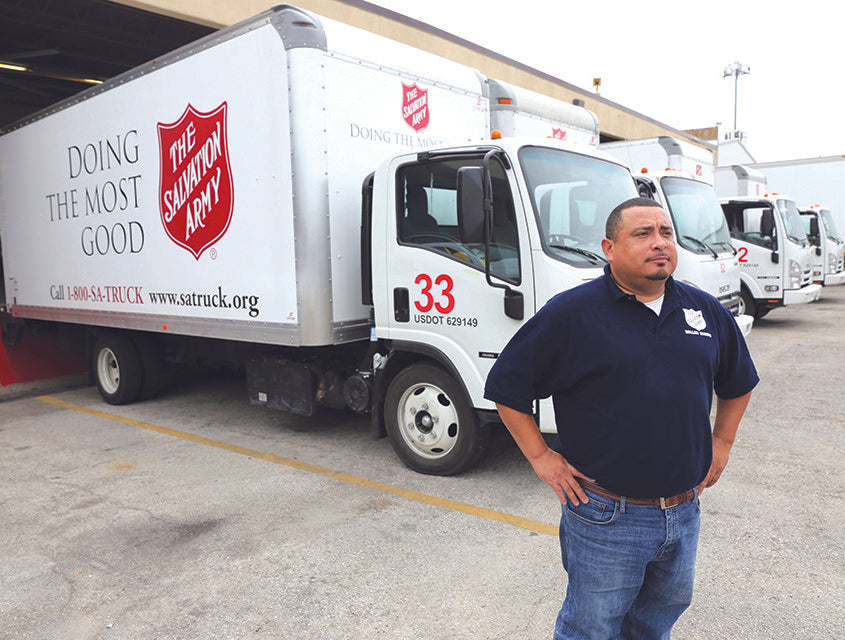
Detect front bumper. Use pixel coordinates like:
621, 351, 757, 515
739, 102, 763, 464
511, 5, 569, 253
733, 313, 754, 337
783, 283, 822, 305
823, 271, 845, 286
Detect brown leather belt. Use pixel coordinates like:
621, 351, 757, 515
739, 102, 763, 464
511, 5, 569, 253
577, 478, 699, 510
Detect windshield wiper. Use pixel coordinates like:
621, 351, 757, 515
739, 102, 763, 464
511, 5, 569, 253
549, 244, 607, 264
710, 239, 738, 256
682, 236, 718, 258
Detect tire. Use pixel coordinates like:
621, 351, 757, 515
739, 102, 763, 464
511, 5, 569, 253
384, 364, 487, 476
92, 333, 143, 405
738, 287, 757, 319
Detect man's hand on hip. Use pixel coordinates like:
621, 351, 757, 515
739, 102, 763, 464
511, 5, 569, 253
495, 403, 594, 505
703, 435, 733, 488
528, 448, 594, 506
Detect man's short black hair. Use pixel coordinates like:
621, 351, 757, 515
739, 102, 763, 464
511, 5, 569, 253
605, 197, 663, 241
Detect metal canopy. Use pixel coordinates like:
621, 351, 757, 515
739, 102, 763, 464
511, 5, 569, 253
0, 0, 212, 128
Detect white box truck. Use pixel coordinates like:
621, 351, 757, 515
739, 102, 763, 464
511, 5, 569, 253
601, 137, 753, 336
798, 205, 845, 286
0, 5, 641, 475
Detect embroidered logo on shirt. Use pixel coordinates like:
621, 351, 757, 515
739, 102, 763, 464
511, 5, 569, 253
683, 308, 707, 331
683, 307, 712, 337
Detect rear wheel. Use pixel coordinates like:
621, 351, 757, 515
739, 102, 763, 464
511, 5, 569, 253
92, 333, 143, 405
384, 364, 487, 476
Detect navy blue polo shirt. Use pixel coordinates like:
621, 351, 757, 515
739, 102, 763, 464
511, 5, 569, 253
484, 265, 759, 498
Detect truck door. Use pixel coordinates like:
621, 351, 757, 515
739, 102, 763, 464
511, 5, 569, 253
723, 203, 783, 304
380, 152, 535, 410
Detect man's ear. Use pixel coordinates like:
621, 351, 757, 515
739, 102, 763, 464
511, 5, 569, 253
601, 237, 613, 261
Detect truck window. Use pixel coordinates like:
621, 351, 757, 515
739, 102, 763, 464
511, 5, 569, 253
819, 209, 842, 242
723, 204, 776, 249
520, 146, 638, 268
800, 213, 821, 247
660, 176, 732, 253
396, 157, 520, 282
776, 199, 810, 245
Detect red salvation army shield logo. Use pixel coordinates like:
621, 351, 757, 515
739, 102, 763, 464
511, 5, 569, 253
158, 103, 234, 260
402, 83, 429, 132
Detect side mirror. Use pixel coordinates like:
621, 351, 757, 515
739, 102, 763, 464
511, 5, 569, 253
456, 167, 485, 243
504, 288, 524, 320
635, 177, 656, 199
770, 250, 779, 264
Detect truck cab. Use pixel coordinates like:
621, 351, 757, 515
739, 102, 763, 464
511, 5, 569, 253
367, 138, 638, 473
719, 194, 822, 318
798, 205, 845, 286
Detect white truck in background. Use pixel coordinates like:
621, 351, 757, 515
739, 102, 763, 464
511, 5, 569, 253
601, 137, 753, 335
715, 166, 822, 317
716, 195, 822, 318
798, 205, 845, 286
0, 5, 641, 475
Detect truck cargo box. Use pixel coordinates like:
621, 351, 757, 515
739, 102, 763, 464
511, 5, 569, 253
488, 79, 598, 147
602, 136, 715, 184
0, 6, 489, 348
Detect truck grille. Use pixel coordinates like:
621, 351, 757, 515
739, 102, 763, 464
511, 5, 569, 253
802, 268, 813, 287
718, 292, 742, 316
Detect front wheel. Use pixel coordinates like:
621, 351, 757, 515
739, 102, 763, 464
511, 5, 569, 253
92, 333, 143, 405
384, 364, 487, 476
738, 287, 757, 319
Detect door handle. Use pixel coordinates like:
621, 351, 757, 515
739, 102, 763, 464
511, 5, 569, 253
393, 287, 409, 322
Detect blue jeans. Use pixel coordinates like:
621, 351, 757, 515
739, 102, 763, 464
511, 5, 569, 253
554, 489, 701, 640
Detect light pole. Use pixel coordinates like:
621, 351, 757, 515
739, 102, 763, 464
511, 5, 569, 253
723, 61, 751, 134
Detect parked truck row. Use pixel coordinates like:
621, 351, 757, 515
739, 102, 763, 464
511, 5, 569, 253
0, 5, 835, 475
713, 165, 838, 318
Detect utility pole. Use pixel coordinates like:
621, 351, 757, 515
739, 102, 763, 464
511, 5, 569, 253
723, 61, 751, 134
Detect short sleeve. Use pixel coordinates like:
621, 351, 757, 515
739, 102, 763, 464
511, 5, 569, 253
484, 297, 571, 414
713, 303, 759, 399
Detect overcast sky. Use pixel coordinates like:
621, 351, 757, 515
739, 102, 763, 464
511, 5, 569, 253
370, 0, 839, 163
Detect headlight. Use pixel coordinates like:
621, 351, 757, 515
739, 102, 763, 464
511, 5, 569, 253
829, 253, 838, 274
789, 259, 801, 288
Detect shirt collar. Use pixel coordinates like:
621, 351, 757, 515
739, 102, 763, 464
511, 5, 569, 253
601, 263, 682, 304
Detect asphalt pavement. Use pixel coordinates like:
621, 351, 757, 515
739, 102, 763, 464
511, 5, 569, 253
1, 286, 843, 640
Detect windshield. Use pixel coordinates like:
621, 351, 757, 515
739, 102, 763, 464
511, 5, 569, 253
519, 147, 638, 267
777, 199, 810, 245
819, 209, 842, 242
660, 176, 732, 253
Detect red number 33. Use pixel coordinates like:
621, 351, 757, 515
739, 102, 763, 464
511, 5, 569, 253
414, 273, 455, 313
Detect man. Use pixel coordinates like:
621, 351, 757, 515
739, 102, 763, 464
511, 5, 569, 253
484, 197, 758, 640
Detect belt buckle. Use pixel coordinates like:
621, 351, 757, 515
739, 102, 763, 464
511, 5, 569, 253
659, 497, 667, 510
